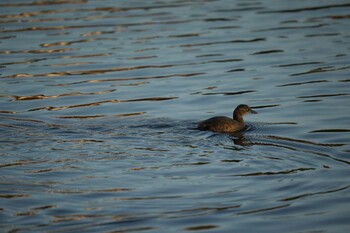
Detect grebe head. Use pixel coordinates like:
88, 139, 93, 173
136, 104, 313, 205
234, 104, 257, 119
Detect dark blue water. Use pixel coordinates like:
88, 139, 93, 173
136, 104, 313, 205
1, 0, 350, 232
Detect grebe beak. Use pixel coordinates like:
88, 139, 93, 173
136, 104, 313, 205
249, 109, 257, 114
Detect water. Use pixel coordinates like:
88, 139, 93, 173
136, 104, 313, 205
1, 0, 350, 232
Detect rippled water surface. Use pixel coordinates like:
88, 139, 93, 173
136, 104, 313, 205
1, 0, 350, 232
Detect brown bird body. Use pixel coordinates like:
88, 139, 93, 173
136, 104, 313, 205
198, 104, 257, 133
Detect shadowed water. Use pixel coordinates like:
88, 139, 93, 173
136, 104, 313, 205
1, 0, 350, 232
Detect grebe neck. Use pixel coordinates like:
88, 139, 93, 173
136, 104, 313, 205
233, 111, 244, 123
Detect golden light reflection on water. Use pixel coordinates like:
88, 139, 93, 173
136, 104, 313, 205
11, 89, 115, 101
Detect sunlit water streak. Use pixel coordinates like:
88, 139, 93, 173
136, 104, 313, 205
1, 0, 350, 232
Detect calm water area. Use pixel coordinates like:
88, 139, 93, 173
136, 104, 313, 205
1, 0, 350, 232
